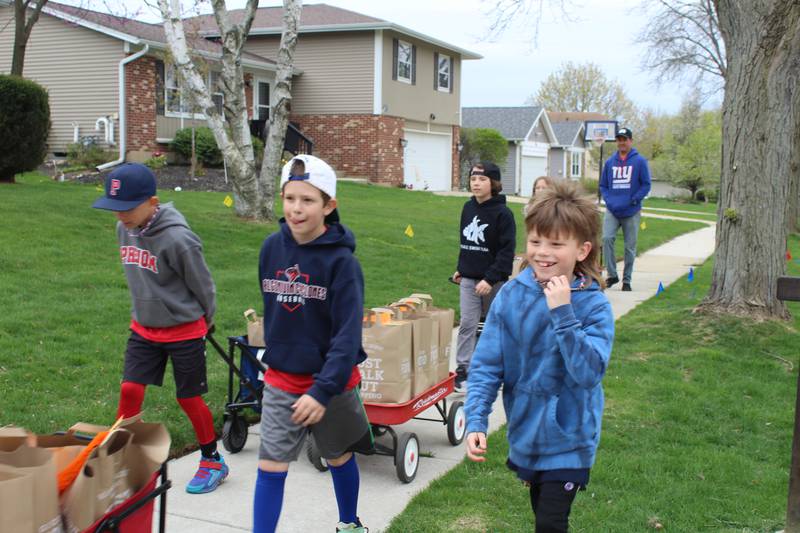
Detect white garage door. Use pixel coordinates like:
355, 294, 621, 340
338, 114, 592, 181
520, 155, 548, 197
403, 130, 452, 191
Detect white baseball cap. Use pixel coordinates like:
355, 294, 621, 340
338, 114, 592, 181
280, 154, 337, 199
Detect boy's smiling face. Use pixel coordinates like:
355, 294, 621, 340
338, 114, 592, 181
526, 228, 591, 283
282, 180, 336, 244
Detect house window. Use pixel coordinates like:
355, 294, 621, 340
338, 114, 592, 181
165, 64, 224, 119
571, 151, 582, 178
436, 53, 451, 92
256, 80, 270, 120
395, 39, 413, 83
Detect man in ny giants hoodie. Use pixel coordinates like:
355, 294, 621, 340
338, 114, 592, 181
599, 127, 651, 291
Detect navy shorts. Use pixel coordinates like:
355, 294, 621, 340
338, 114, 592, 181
123, 331, 208, 398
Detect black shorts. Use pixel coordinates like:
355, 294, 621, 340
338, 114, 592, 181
123, 331, 208, 398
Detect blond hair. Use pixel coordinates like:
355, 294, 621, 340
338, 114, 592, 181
524, 180, 604, 288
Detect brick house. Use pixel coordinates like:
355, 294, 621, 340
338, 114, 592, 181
0, 3, 480, 190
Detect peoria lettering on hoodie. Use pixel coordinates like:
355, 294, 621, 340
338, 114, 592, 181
261, 263, 328, 312
120, 245, 158, 273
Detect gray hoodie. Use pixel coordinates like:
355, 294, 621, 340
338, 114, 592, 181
117, 202, 216, 328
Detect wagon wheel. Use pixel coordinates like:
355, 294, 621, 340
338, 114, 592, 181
306, 436, 329, 472
447, 400, 466, 445
395, 432, 419, 483
222, 412, 248, 453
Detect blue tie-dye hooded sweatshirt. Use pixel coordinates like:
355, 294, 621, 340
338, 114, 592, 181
465, 267, 615, 472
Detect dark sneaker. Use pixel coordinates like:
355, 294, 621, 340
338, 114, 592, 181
336, 518, 368, 532
186, 455, 229, 494
622, 283, 632, 292
606, 276, 619, 288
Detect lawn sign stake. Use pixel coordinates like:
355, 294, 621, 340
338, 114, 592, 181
656, 282, 665, 296
777, 276, 800, 532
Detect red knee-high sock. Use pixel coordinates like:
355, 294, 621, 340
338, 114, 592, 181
117, 381, 146, 419
177, 396, 216, 446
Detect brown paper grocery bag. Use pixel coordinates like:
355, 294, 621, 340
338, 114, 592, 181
0, 445, 61, 533
244, 308, 266, 347
61, 417, 169, 532
360, 310, 413, 403
0, 468, 36, 533
389, 302, 437, 395
408, 294, 455, 382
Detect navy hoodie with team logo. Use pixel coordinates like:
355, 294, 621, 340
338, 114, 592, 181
258, 220, 367, 406
457, 194, 516, 285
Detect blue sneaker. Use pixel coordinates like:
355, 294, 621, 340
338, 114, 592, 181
186, 455, 229, 494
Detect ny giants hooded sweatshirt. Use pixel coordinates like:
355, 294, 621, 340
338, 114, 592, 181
259, 220, 367, 406
599, 148, 652, 218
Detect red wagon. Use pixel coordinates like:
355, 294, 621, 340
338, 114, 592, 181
307, 372, 466, 483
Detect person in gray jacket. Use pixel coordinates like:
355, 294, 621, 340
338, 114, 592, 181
93, 163, 229, 494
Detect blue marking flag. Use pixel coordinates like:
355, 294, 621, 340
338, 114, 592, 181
688, 268, 694, 282
656, 282, 665, 296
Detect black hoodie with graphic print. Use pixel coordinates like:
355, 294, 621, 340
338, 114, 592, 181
456, 194, 516, 285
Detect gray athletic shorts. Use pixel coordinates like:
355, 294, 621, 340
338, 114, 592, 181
258, 385, 372, 462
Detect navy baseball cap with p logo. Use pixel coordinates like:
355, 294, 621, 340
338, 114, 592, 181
92, 163, 157, 211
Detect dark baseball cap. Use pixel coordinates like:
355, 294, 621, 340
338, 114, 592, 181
615, 127, 633, 140
92, 163, 157, 211
472, 161, 502, 182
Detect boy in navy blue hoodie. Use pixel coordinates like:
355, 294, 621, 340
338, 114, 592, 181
253, 155, 371, 533
599, 127, 651, 291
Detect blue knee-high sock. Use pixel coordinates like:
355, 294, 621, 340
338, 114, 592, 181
253, 469, 287, 533
329, 454, 360, 524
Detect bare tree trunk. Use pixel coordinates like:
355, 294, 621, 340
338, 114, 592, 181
699, 0, 800, 319
159, 0, 261, 218
258, 0, 302, 220
11, 0, 48, 76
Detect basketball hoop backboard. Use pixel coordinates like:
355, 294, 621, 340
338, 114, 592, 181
584, 120, 618, 143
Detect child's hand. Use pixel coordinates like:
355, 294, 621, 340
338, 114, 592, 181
475, 280, 492, 296
452, 271, 462, 284
465, 432, 488, 462
291, 394, 326, 426
543, 275, 572, 309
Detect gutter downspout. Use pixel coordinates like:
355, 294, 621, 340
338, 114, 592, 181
97, 43, 149, 171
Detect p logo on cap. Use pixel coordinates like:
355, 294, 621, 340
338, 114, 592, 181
109, 179, 122, 196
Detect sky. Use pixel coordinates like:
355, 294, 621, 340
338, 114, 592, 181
105, 0, 723, 115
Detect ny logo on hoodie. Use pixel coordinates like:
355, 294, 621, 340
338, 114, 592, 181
262, 264, 327, 312
611, 165, 633, 188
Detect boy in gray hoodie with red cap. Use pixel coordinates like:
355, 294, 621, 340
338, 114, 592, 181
93, 162, 228, 494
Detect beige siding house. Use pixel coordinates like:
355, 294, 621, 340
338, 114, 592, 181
194, 4, 481, 190
0, 6, 123, 155
0, 2, 278, 162
2, 3, 479, 188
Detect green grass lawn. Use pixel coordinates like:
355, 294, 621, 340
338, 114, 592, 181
0, 173, 708, 454
644, 197, 718, 215
386, 235, 800, 533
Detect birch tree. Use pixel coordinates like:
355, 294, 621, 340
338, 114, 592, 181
159, 0, 301, 220
258, 0, 300, 220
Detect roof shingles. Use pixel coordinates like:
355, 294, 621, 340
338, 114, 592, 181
461, 106, 543, 141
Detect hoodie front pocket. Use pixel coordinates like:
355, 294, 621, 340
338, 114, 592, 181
133, 297, 177, 323
507, 387, 587, 456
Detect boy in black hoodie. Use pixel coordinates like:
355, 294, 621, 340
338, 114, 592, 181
253, 155, 371, 533
452, 162, 516, 393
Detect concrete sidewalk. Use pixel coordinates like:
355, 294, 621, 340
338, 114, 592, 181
154, 224, 716, 533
